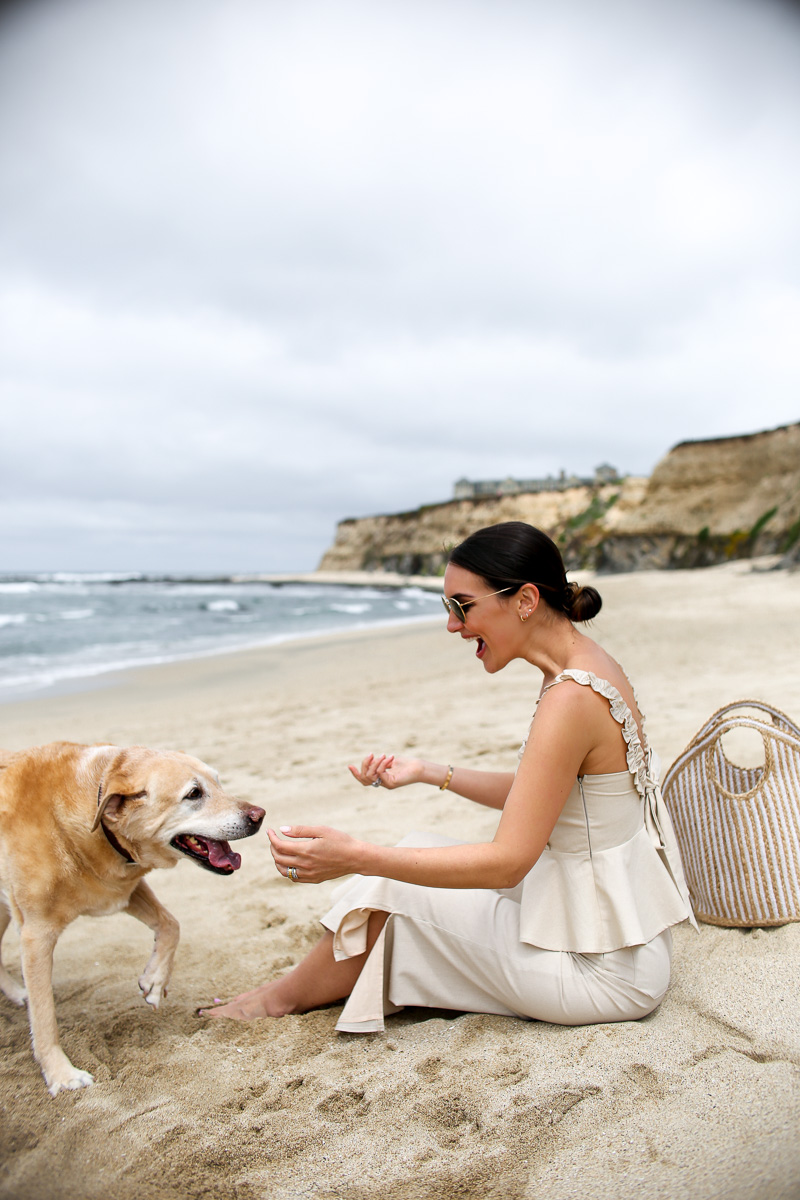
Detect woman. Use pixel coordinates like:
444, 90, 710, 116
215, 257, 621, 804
203, 522, 695, 1029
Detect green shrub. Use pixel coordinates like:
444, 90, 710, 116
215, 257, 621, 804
781, 519, 800, 552
749, 506, 778, 540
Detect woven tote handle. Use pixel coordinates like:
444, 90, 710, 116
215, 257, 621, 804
719, 700, 800, 738
705, 721, 774, 801
689, 700, 800, 750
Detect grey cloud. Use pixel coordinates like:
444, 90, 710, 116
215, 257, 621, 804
1, 0, 799, 571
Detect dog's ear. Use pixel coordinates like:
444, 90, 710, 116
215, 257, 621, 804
91, 750, 147, 831
91, 789, 145, 830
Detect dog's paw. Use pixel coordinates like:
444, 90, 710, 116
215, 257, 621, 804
0, 978, 28, 1006
42, 1051, 94, 1097
47, 1068, 94, 1097
139, 973, 168, 1009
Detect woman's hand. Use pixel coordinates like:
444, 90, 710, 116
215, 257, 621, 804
348, 751, 424, 790
268, 825, 363, 884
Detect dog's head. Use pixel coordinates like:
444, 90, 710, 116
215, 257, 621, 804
91, 747, 265, 874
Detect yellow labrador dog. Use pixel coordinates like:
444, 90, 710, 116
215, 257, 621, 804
0, 741, 264, 1096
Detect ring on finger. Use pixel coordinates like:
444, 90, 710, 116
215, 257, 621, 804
288, 867, 299, 882
371, 778, 381, 788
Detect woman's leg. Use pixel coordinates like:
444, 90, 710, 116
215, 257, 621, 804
201, 911, 389, 1021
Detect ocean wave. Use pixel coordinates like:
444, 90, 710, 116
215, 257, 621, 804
0, 613, 441, 696
0, 581, 444, 702
0, 582, 40, 594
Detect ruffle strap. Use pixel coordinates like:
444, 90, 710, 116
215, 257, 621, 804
538, 669, 650, 796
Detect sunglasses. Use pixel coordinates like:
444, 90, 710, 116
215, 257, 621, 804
441, 587, 514, 624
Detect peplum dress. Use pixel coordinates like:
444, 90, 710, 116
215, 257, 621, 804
320, 670, 698, 1033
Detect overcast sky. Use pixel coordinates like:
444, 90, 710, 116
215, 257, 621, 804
2, 0, 799, 572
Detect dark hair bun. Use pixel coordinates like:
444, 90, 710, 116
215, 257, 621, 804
564, 582, 602, 623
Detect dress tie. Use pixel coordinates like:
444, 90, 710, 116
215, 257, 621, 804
643, 750, 699, 931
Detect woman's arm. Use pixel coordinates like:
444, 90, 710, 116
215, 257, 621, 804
274, 686, 598, 890
349, 752, 515, 810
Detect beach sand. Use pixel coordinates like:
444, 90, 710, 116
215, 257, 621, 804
1, 561, 799, 1200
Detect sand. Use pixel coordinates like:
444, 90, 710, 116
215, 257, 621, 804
1, 560, 799, 1200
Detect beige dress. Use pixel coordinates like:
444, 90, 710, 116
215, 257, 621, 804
321, 670, 697, 1033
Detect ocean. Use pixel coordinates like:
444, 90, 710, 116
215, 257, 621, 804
0, 574, 443, 703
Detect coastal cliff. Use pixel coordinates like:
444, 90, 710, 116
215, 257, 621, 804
319, 422, 800, 574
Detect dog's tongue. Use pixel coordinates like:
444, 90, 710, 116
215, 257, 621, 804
207, 839, 241, 871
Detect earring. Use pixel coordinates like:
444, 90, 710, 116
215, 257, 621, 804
520, 611, 531, 623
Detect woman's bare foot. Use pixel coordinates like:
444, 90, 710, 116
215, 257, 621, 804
198, 917, 388, 1023
199, 981, 295, 1020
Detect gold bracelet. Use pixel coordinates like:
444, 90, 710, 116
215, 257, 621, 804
439, 765, 454, 791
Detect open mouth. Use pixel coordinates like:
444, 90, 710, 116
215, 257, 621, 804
461, 633, 487, 660
171, 834, 242, 875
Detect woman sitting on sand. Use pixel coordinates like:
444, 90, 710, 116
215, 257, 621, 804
204, 521, 696, 1030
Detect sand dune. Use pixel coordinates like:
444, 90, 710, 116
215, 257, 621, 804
1, 561, 799, 1199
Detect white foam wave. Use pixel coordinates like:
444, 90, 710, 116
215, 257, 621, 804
0, 582, 40, 594
44, 572, 145, 584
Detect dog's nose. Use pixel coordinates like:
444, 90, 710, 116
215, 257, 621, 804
247, 806, 266, 829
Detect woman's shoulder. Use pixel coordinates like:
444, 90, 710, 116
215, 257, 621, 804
542, 657, 647, 748
542, 661, 622, 696
538, 670, 619, 722
543, 654, 643, 712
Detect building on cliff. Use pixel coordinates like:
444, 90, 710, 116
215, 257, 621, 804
453, 464, 620, 500
318, 422, 800, 575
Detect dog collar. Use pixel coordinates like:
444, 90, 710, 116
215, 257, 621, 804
96, 785, 139, 866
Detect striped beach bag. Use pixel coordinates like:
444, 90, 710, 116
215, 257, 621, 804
662, 700, 800, 926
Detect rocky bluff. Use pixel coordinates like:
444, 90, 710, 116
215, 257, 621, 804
319, 423, 800, 575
